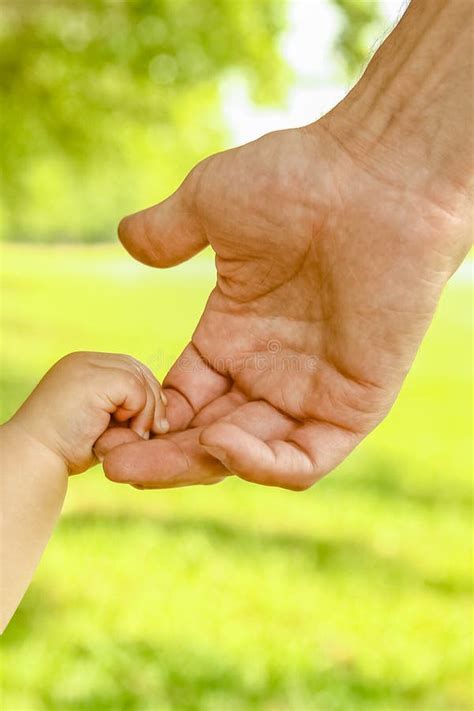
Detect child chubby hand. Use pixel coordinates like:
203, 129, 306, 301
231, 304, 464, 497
0, 351, 167, 632
9, 351, 169, 475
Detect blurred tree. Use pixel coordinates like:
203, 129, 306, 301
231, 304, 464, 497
0, 0, 380, 243
332, 0, 384, 78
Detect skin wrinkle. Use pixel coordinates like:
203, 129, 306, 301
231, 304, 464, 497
302, 377, 377, 434
201, 172, 452, 456
164, 385, 197, 422
106, 0, 473, 490
135, 210, 163, 266
256, 256, 276, 293
319, 121, 430, 208
238, 396, 300, 429
331, 6, 474, 200
158, 438, 193, 485
325, 357, 385, 395
347, 3, 444, 129
215, 203, 318, 305
238, 339, 377, 432
201, 296, 384, 420
268, 440, 316, 488
319, 114, 468, 218
262, 249, 329, 324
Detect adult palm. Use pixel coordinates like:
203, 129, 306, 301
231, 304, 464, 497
101, 121, 469, 490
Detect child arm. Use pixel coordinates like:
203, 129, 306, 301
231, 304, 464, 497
1, 422, 68, 632
0, 352, 167, 632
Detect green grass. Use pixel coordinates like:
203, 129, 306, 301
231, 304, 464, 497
0, 243, 472, 711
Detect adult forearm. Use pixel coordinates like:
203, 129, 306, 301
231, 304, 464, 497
326, 0, 473, 209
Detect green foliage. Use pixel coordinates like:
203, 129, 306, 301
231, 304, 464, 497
0, 0, 381, 243
1, 0, 288, 158
0, 0, 288, 241
0, 244, 472, 710
332, 0, 384, 78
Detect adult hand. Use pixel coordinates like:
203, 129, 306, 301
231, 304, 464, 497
100, 0, 472, 490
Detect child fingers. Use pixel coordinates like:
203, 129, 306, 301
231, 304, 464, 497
105, 355, 168, 434
151, 388, 168, 434
91, 354, 168, 436
135, 365, 168, 434
128, 377, 157, 439
111, 371, 148, 423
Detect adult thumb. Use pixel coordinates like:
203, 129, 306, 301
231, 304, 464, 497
118, 177, 208, 268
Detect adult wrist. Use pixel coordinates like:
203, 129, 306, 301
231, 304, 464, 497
316, 0, 472, 222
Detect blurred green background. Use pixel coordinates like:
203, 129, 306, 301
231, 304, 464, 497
0, 1, 472, 710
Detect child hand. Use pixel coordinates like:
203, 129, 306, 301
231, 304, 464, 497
9, 352, 168, 474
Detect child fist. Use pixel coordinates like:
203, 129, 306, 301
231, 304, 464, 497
9, 352, 168, 474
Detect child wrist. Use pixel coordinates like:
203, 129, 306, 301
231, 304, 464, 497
2, 418, 69, 477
